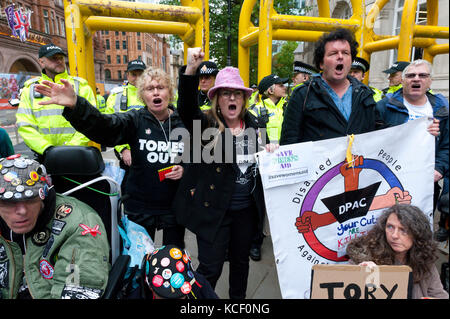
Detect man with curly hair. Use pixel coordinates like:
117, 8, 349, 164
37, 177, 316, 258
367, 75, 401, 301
346, 204, 448, 299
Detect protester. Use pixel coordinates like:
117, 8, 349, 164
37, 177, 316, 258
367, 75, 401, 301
0, 127, 14, 158
34, 67, 186, 249
175, 47, 275, 299
346, 204, 449, 299
280, 28, 383, 146
376, 59, 448, 212
0, 155, 109, 299
141, 245, 218, 299
15, 44, 96, 162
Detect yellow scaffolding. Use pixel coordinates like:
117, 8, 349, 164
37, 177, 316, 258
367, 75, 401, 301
238, 0, 449, 86
63, 0, 209, 91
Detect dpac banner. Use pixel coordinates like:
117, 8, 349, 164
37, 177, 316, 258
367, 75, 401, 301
255, 117, 435, 299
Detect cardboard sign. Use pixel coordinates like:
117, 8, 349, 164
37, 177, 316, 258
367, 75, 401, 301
310, 264, 412, 299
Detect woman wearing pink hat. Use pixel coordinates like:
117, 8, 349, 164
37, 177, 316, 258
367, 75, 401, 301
174, 48, 276, 299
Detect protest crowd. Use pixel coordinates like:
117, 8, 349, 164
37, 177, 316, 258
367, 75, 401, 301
0, 26, 448, 301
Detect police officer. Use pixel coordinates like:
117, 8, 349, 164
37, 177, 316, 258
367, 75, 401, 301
349, 57, 383, 102
291, 61, 319, 90
96, 87, 106, 113
382, 61, 410, 97
249, 74, 288, 143
197, 61, 219, 112
15, 44, 96, 162
105, 59, 146, 193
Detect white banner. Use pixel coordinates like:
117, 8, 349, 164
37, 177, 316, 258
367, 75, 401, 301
256, 117, 435, 299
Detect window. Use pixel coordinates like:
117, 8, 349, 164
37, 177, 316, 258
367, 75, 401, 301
51, 11, 56, 35
43, 10, 50, 34
391, 0, 427, 63
105, 30, 109, 35
123, 41, 127, 49
137, 32, 140, 36
162, 56, 166, 72
107, 55, 111, 64
116, 55, 121, 64
105, 69, 111, 79
115, 31, 119, 36
116, 41, 120, 49
122, 32, 126, 36
60, 18, 65, 37
55, 17, 60, 36
123, 55, 128, 63
118, 70, 122, 79
137, 41, 142, 50
106, 39, 110, 50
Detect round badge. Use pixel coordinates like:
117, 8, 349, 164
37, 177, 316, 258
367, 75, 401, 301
32, 229, 50, 246
24, 190, 34, 197
160, 257, 170, 267
182, 254, 190, 264
6, 154, 21, 160
4, 171, 18, 182
10, 178, 22, 187
16, 185, 25, 192
39, 259, 54, 279
151, 258, 158, 266
39, 187, 45, 200
13, 160, 27, 169
180, 281, 192, 295
2, 160, 14, 168
3, 191, 13, 199
30, 171, 39, 182
170, 248, 183, 259
0, 187, 5, 194
26, 179, 35, 186
13, 192, 22, 199
162, 268, 172, 280
152, 275, 164, 288
187, 270, 195, 279
176, 260, 185, 272
1, 168, 8, 175
163, 281, 171, 288
170, 273, 184, 289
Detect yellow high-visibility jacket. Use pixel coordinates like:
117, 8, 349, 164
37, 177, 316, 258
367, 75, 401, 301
248, 97, 286, 143
16, 70, 96, 155
104, 83, 145, 154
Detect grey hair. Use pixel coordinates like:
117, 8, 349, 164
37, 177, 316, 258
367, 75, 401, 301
402, 59, 433, 79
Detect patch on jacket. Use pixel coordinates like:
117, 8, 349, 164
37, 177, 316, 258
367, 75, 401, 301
55, 204, 73, 220
32, 228, 51, 246
39, 259, 54, 279
61, 284, 103, 299
0, 244, 9, 289
79, 224, 101, 237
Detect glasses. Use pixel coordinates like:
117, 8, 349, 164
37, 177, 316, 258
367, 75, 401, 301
145, 85, 166, 92
219, 90, 244, 99
404, 73, 430, 79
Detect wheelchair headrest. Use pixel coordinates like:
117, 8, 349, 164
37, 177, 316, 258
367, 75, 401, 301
44, 146, 105, 176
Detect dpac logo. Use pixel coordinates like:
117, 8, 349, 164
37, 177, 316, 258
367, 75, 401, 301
294, 155, 411, 262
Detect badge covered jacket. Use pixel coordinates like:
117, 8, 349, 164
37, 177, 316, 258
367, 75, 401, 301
0, 194, 110, 299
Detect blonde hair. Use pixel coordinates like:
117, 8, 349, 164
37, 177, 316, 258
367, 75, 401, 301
136, 67, 174, 104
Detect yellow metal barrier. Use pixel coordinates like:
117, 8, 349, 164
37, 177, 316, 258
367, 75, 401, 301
63, 0, 209, 92
238, 0, 449, 86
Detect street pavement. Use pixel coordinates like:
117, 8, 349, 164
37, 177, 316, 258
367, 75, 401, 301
3, 121, 448, 300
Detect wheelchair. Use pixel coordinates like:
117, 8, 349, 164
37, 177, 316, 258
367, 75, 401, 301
43, 145, 130, 299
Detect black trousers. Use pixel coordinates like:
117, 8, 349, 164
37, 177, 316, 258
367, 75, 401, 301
196, 204, 258, 299
126, 212, 185, 249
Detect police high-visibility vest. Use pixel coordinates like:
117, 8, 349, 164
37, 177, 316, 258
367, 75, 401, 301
248, 97, 285, 143
371, 86, 383, 102
105, 83, 145, 154
96, 94, 106, 113
15, 70, 96, 155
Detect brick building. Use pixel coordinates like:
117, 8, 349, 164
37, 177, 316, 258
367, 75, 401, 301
102, 30, 171, 83
0, 0, 105, 81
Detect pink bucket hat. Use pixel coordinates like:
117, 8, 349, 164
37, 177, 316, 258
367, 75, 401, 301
207, 67, 253, 100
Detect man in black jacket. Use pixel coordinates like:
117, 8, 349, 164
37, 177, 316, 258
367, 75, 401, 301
280, 29, 382, 145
